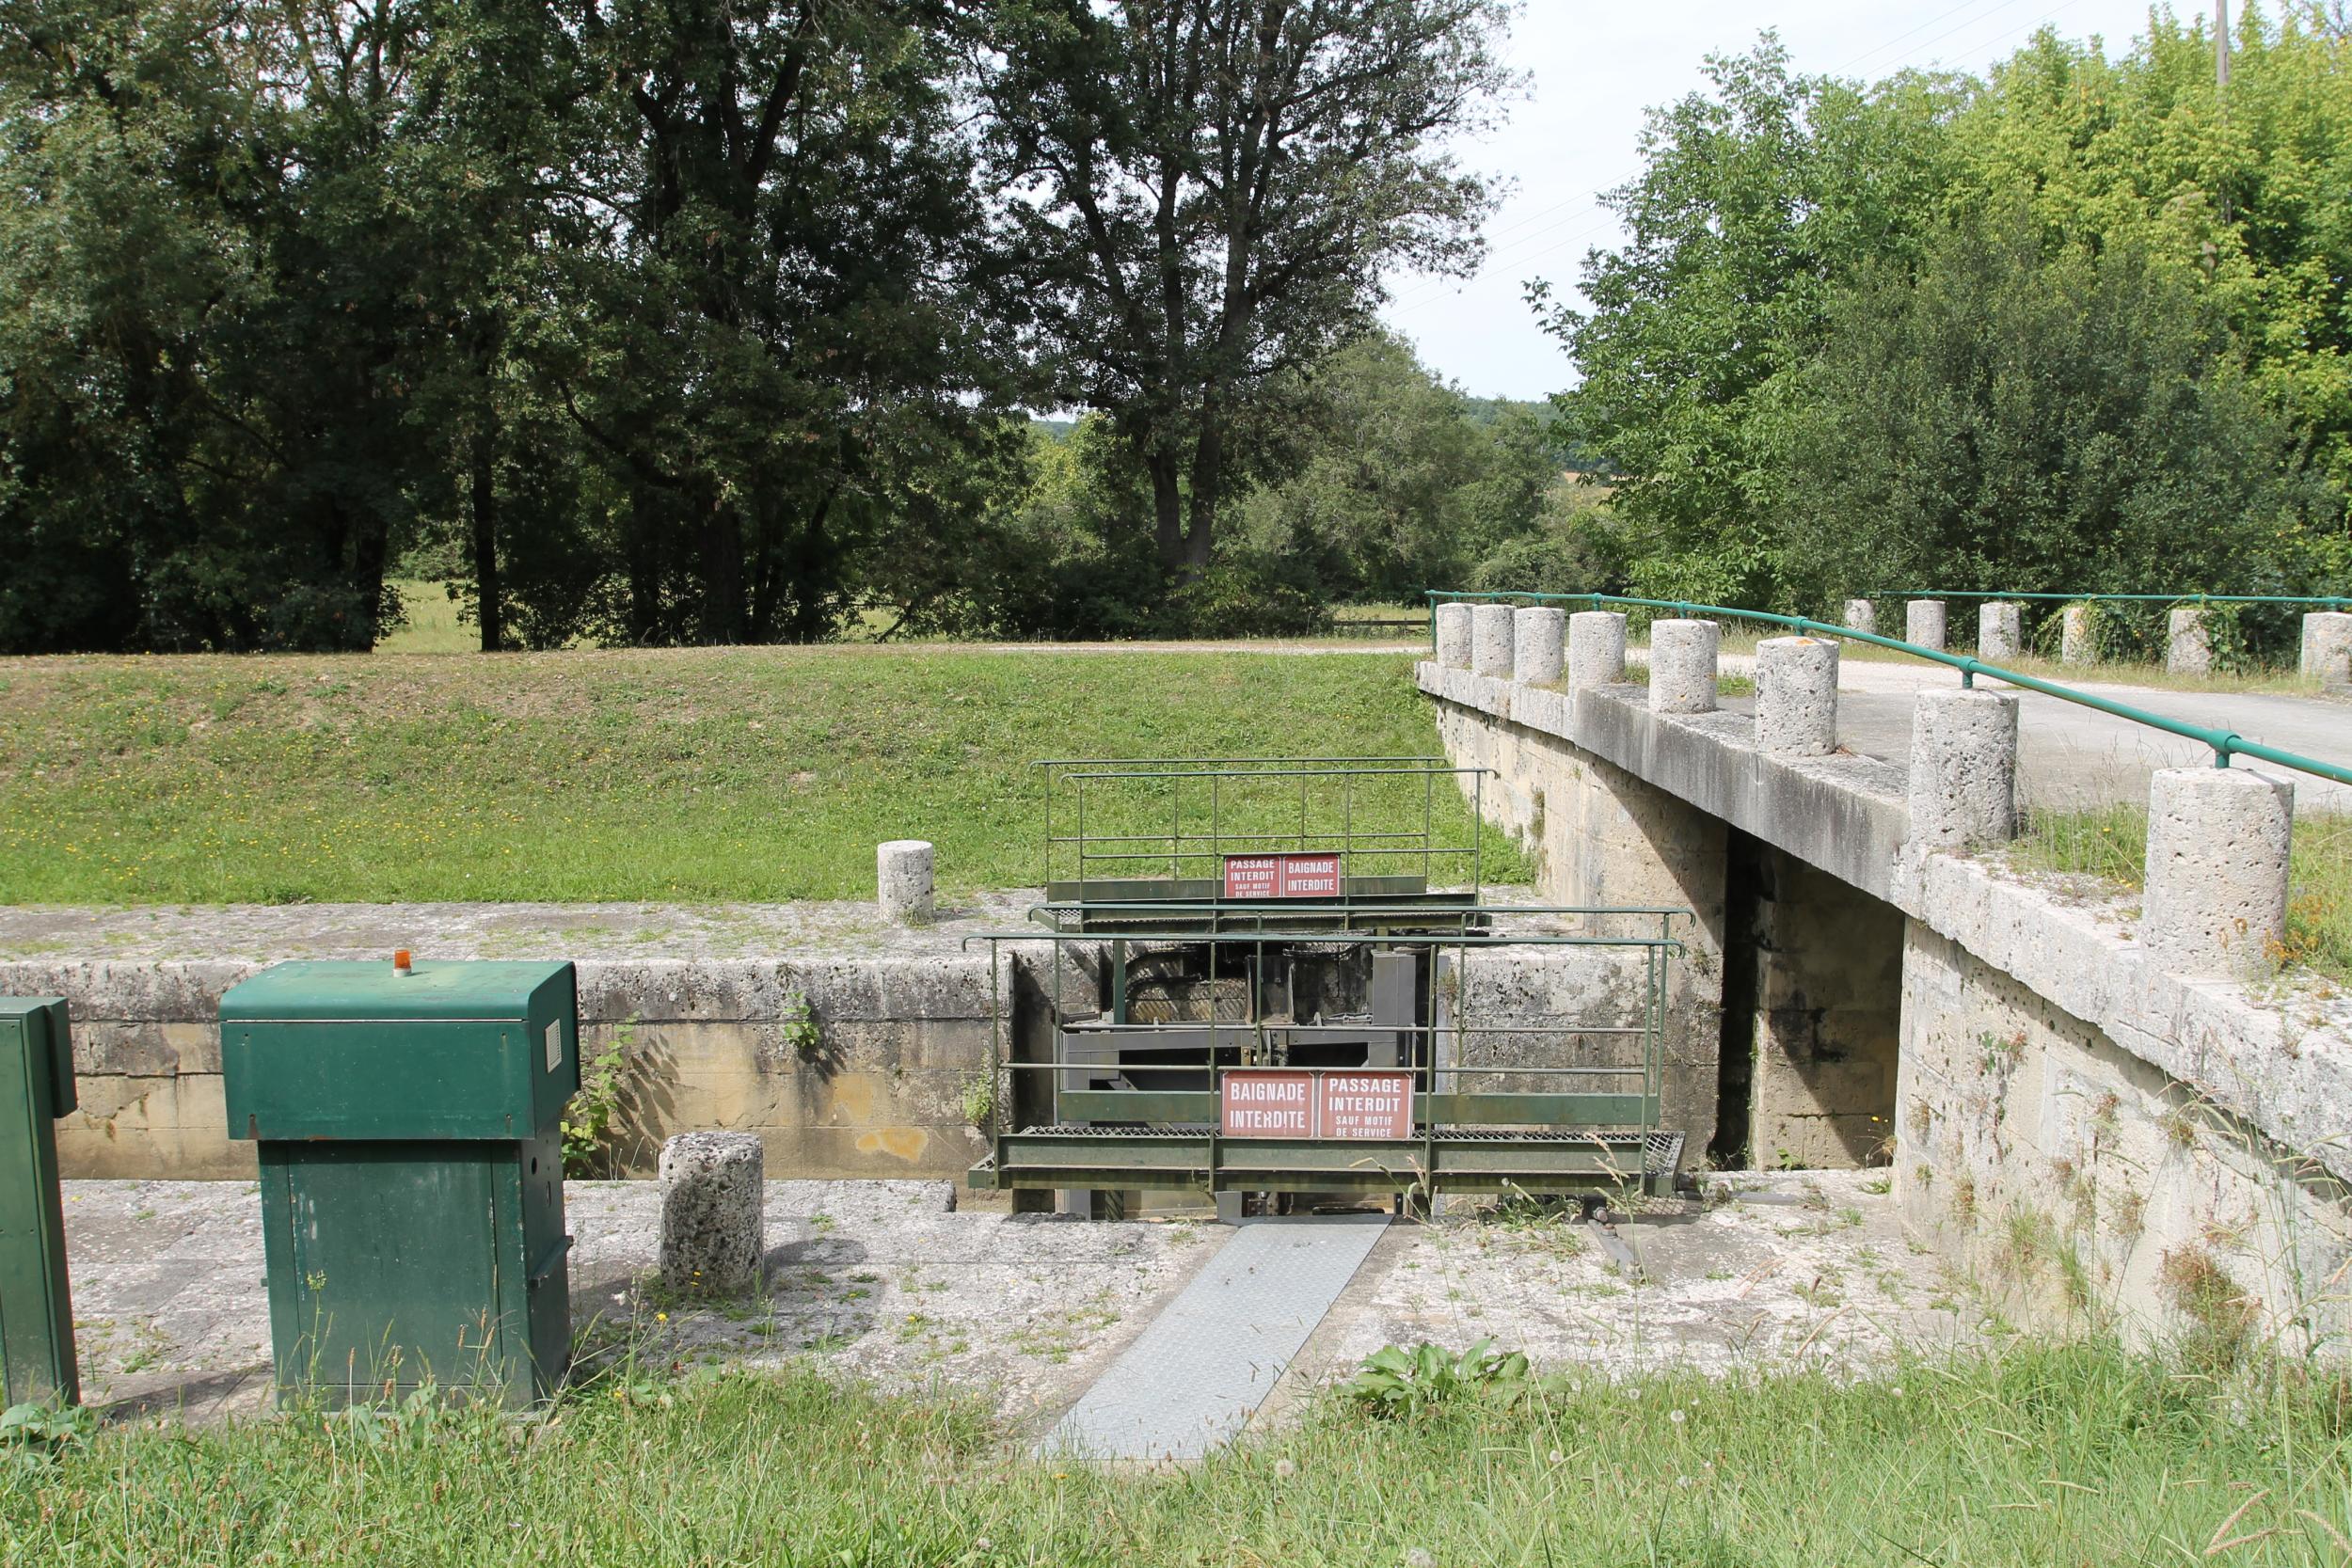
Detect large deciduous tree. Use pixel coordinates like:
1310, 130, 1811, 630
969, 0, 1512, 580
553, 0, 1022, 646
1, 0, 443, 651
1775, 206, 2330, 608
1530, 37, 1963, 607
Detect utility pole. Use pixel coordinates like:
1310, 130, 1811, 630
2217, 0, 2232, 87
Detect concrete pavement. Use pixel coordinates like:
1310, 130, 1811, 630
1708, 656, 2352, 814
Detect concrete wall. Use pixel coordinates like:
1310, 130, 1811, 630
1441, 944, 1670, 1111
1899, 922, 2352, 1354
1430, 693, 1726, 1151
0, 944, 1007, 1183
1421, 652, 2352, 1345
1738, 842, 1903, 1168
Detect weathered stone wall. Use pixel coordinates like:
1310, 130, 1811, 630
1440, 943, 1673, 1110
0, 903, 1024, 1182
1429, 693, 1726, 1151
1897, 922, 2352, 1353
1740, 844, 1903, 1168
1421, 649, 2352, 1342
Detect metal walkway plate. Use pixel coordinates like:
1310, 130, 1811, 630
1038, 1213, 1388, 1463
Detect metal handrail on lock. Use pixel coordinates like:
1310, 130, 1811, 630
1425, 590, 2352, 790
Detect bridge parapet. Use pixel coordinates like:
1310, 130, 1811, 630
1418, 648, 2352, 1354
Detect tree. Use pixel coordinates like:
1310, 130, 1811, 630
968, 0, 1512, 581
391, 0, 597, 652
0, 0, 441, 652
1229, 332, 1556, 602
1529, 37, 1963, 606
1775, 206, 2332, 610
543, 0, 1024, 646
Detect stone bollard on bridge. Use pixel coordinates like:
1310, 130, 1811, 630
2301, 611, 2352, 689
660, 1131, 767, 1298
1513, 607, 1566, 686
1978, 602, 2022, 663
2168, 606, 2214, 675
2060, 603, 2095, 667
1647, 620, 1720, 715
1470, 603, 1517, 678
1905, 688, 2018, 850
2139, 768, 2292, 980
878, 840, 935, 926
1756, 637, 1839, 756
1905, 599, 1947, 653
1567, 610, 1628, 690
1435, 602, 1472, 669
1842, 598, 1876, 638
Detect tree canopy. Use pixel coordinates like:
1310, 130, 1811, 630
1538, 15, 2352, 613
0, 0, 1516, 651
9, 6, 2350, 652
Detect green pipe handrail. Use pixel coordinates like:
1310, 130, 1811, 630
1862, 591, 2350, 608
1424, 590, 2352, 790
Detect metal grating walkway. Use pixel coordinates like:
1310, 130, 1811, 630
1037, 1213, 1388, 1463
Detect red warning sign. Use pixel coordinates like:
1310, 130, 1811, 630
1221, 852, 1344, 899
1220, 1069, 1313, 1137
1318, 1071, 1416, 1140
1220, 1069, 1415, 1140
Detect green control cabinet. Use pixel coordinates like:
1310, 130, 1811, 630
220, 959, 580, 1406
0, 998, 78, 1407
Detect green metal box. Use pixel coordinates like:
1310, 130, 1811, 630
222, 959, 580, 1141
221, 960, 580, 1406
0, 998, 78, 1406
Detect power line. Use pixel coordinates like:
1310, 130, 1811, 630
1833, 0, 2029, 76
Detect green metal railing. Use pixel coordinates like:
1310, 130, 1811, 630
961, 902, 1688, 1196
1863, 591, 2350, 609
1037, 756, 1493, 892
1425, 590, 2352, 791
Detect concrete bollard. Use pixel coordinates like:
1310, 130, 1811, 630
2168, 606, 2213, 674
1843, 599, 1876, 638
1647, 620, 1720, 715
1435, 603, 1472, 669
1513, 606, 1566, 686
1567, 610, 1628, 690
878, 840, 935, 925
1470, 603, 1517, 677
659, 1132, 766, 1297
1906, 689, 2018, 850
2139, 768, 2292, 979
2061, 603, 2095, 667
1756, 637, 1839, 756
2300, 611, 2352, 688
1906, 599, 1947, 653
1978, 602, 2021, 662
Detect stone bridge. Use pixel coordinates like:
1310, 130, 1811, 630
1422, 600, 2352, 1353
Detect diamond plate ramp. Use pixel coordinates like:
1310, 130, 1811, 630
1038, 1213, 1388, 1463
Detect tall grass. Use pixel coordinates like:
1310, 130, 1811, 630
5, 1344, 2350, 1565
376, 581, 480, 655
2010, 805, 2351, 985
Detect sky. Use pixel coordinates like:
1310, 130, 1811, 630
1379, 0, 2206, 400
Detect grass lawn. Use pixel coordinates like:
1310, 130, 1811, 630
0, 647, 1525, 905
7, 1344, 2350, 1566
2010, 805, 2350, 986
379, 581, 480, 655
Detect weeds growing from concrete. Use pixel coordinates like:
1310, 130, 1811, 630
2010, 806, 2350, 985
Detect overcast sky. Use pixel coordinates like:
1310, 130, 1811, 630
1381, 1, 2205, 399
